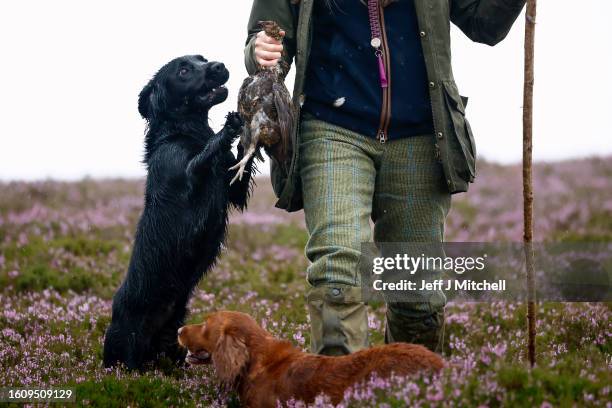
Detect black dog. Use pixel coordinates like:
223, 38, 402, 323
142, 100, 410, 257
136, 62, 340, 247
103, 55, 255, 370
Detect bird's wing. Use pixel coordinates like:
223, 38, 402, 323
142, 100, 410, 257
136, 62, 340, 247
272, 82, 295, 164
237, 76, 255, 117
237, 75, 258, 150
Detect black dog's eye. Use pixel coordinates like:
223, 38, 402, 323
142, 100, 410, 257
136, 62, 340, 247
178, 67, 189, 76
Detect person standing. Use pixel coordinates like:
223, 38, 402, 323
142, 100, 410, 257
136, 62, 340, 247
244, 0, 525, 355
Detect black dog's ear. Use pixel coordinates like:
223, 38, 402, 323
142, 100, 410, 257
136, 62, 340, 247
138, 81, 153, 119
138, 80, 167, 120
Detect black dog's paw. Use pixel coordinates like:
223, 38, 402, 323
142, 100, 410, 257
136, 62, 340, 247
224, 112, 244, 138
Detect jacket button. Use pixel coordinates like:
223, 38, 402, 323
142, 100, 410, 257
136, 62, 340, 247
420, 31, 426, 37
331, 288, 341, 296
437, 132, 444, 139
429, 81, 436, 89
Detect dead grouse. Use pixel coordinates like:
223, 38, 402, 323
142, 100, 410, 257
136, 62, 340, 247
230, 20, 295, 184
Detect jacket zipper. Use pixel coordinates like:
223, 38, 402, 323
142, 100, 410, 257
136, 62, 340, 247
376, 6, 391, 144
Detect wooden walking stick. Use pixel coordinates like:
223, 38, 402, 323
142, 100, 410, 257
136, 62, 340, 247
523, 0, 538, 368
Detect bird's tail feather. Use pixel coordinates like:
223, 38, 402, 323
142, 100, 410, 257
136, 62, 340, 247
272, 82, 295, 166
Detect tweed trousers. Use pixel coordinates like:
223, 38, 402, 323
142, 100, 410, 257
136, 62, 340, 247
299, 114, 451, 354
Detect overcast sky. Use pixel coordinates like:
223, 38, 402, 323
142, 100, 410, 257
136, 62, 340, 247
0, 0, 610, 180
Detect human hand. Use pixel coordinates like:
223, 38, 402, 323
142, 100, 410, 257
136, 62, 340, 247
254, 30, 285, 67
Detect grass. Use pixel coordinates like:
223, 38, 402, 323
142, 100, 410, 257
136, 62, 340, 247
0, 158, 611, 406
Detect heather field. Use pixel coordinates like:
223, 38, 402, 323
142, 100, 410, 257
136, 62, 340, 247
0, 157, 611, 407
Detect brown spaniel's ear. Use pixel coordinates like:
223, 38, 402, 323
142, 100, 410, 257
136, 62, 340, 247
212, 328, 249, 385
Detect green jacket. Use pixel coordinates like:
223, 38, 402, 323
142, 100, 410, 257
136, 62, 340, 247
244, 0, 526, 212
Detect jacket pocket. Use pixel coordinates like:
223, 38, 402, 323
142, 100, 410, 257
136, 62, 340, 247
269, 108, 296, 201
442, 80, 476, 182
269, 155, 287, 199
272, 106, 304, 211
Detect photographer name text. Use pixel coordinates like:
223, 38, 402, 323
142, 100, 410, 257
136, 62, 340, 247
372, 279, 506, 291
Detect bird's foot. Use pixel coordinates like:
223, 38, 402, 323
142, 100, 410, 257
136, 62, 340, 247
229, 146, 256, 185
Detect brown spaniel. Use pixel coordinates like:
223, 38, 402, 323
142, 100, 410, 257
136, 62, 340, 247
178, 311, 443, 407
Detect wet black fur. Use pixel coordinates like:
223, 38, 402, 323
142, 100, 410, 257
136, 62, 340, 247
103, 55, 255, 370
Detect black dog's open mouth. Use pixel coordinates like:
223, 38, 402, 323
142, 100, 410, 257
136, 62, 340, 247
210, 85, 228, 98
186, 350, 211, 365
199, 82, 229, 106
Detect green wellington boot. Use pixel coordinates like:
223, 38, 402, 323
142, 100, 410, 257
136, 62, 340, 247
306, 285, 369, 356
384, 304, 445, 353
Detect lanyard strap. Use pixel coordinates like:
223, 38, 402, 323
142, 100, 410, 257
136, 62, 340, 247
367, 0, 388, 88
